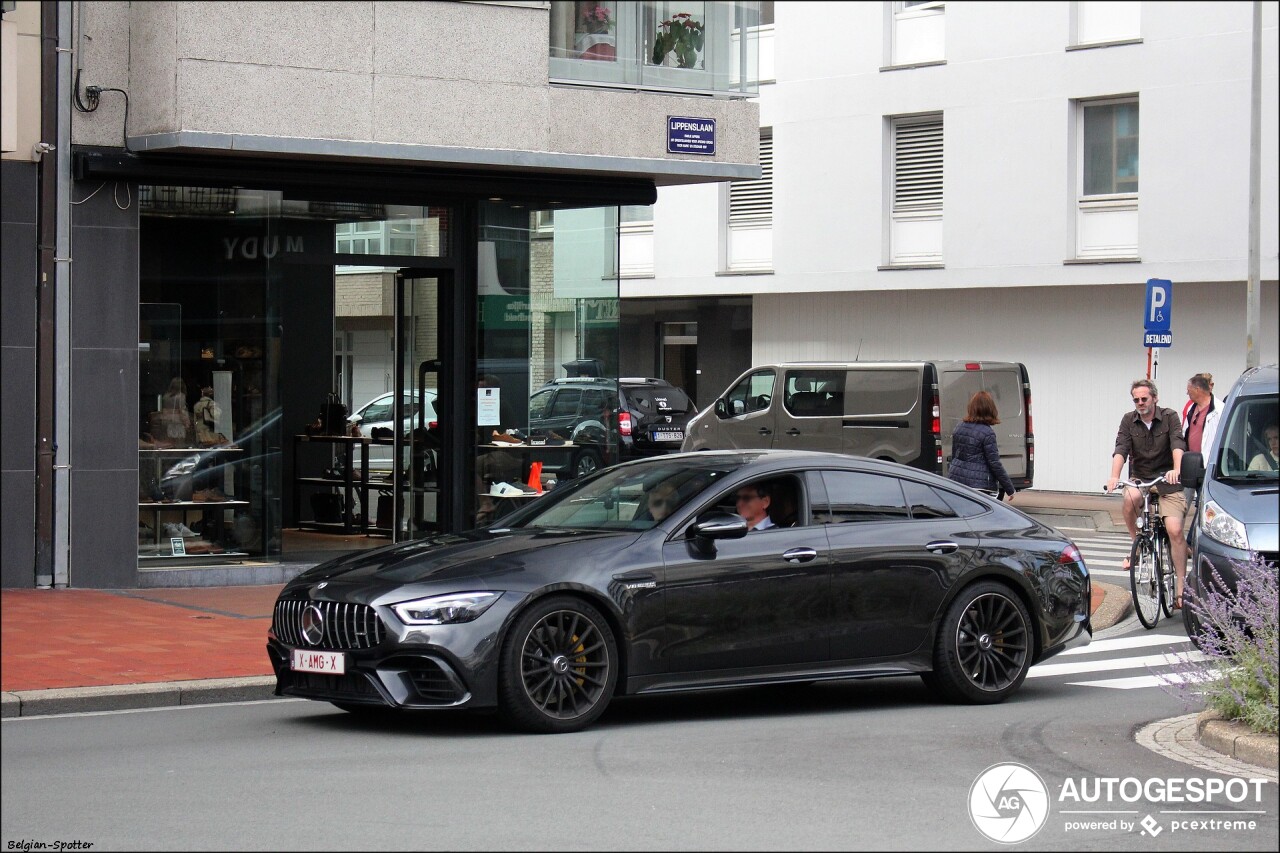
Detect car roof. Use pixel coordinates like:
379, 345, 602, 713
1228, 363, 1278, 397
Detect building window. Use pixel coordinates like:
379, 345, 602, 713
1083, 100, 1139, 196
1075, 97, 1139, 258
619, 204, 654, 278
890, 1, 945, 67
725, 128, 772, 272
888, 114, 943, 265
549, 1, 759, 98
1072, 1, 1140, 47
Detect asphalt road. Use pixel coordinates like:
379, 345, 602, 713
3, 620, 1275, 852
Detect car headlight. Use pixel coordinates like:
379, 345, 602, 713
1200, 500, 1249, 551
391, 591, 502, 626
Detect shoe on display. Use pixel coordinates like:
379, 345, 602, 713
162, 522, 198, 538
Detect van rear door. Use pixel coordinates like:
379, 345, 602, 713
939, 362, 1029, 484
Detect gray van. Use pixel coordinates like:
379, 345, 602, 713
682, 360, 1034, 488
1179, 363, 1278, 647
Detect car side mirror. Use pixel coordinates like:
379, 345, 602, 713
1181, 452, 1205, 490
347, 414, 362, 425
689, 511, 749, 540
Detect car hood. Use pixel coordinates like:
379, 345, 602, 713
285, 528, 642, 597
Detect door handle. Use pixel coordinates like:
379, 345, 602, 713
758, 427, 772, 435
785, 428, 801, 436
782, 547, 818, 563
926, 540, 959, 555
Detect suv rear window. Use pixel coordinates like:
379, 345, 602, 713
625, 384, 691, 414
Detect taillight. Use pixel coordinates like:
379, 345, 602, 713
428, 420, 438, 430
1059, 544, 1083, 566
932, 389, 943, 469
618, 411, 632, 437
1025, 387, 1035, 463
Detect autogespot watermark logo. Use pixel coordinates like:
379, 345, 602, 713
968, 763, 1051, 844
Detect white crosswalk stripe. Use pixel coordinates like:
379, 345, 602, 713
1069, 530, 1138, 580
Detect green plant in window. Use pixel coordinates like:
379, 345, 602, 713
652, 12, 704, 69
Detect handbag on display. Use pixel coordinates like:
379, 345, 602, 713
320, 392, 348, 436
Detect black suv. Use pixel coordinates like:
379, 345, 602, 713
527, 378, 697, 478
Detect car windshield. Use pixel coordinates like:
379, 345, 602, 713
501, 457, 740, 531
1215, 395, 1279, 480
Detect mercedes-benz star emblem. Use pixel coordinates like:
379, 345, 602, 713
300, 605, 326, 646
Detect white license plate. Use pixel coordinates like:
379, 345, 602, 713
652, 430, 684, 442
291, 649, 346, 674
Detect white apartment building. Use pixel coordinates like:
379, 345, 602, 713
621, 0, 1279, 493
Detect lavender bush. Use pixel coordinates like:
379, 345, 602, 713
1161, 553, 1278, 735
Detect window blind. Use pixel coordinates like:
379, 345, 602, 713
730, 129, 773, 223
893, 118, 943, 212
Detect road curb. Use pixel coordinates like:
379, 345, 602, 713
1090, 581, 1132, 632
1197, 710, 1280, 771
1, 676, 278, 718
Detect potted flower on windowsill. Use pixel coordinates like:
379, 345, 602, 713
575, 3, 617, 61
652, 12, 704, 69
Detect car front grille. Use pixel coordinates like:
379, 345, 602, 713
273, 599, 385, 650
280, 669, 385, 702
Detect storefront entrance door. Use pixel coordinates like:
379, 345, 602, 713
388, 270, 451, 542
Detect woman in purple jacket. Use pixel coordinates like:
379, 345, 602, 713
948, 391, 1017, 502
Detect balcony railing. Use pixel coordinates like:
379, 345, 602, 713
549, 1, 760, 98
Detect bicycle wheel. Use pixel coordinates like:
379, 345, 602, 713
1158, 533, 1176, 618
1129, 538, 1162, 629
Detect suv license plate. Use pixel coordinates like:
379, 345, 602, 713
291, 649, 346, 674
651, 429, 684, 442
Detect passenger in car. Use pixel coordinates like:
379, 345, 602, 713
767, 479, 798, 528
635, 481, 680, 524
735, 482, 775, 531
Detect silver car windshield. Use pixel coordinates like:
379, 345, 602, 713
511, 459, 736, 531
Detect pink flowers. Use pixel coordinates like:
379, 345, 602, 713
578, 3, 615, 34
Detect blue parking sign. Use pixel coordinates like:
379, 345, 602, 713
1145, 279, 1172, 332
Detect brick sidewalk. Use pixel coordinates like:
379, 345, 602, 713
0, 586, 279, 692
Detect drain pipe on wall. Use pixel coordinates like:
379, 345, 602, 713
34, 2, 57, 587
54, 0, 72, 586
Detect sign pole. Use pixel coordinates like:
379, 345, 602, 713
1146, 347, 1152, 381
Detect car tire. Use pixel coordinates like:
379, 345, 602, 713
497, 595, 618, 734
572, 448, 601, 479
923, 580, 1033, 704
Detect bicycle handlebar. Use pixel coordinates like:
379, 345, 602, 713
1102, 475, 1168, 495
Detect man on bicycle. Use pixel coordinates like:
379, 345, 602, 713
1106, 379, 1188, 608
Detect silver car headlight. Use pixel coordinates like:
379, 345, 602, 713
1200, 500, 1249, 551
391, 591, 502, 626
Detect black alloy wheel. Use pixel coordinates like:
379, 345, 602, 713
923, 581, 1033, 704
498, 596, 617, 733
572, 448, 602, 479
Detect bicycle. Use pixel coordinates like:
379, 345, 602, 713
1104, 475, 1176, 629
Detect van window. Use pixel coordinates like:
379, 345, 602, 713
723, 370, 775, 417
816, 471, 910, 523
844, 369, 919, 416
784, 370, 844, 417
1216, 396, 1279, 478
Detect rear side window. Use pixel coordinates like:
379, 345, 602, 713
548, 388, 582, 418
845, 369, 919, 416
902, 480, 958, 519
627, 384, 690, 413
936, 487, 988, 518
816, 471, 910, 523
784, 370, 845, 417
